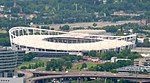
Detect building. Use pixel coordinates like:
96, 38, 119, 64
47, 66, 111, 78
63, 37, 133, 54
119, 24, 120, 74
116, 65, 150, 72
111, 57, 130, 63
111, 11, 141, 17
83, 56, 99, 62
90, 57, 99, 62
134, 58, 150, 67
0, 13, 8, 18
35, 51, 69, 57
26, 14, 37, 20
140, 19, 150, 26
0, 77, 24, 83
0, 5, 5, 12
131, 48, 150, 57
0, 47, 25, 77
9, 27, 136, 56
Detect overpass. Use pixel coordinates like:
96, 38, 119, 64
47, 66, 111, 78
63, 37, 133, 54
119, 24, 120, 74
18, 70, 150, 83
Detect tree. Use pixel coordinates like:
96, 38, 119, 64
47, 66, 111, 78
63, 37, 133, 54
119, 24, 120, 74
143, 69, 148, 74
93, 23, 97, 27
23, 53, 36, 61
90, 60, 133, 71
111, 69, 118, 73
100, 51, 117, 60
88, 51, 96, 57
71, 78, 114, 83
104, 26, 118, 33
46, 61, 51, 71
0, 33, 10, 46
59, 25, 70, 31
45, 56, 82, 71
62, 56, 83, 62
59, 66, 63, 71
65, 61, 72, 69
41, 26, 50, 29
143, 38, 150, 47
81, 63, 87, 69
115, 31, 124, 36
20, 66, 28, 69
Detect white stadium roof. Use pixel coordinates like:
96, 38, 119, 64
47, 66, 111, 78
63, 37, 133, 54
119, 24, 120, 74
9, 27, 136, 52
13, 35, 133, 51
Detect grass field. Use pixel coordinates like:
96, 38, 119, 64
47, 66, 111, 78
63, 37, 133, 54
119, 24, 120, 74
71, 62, 98, 70
18, 59, 47, 69
18, 59, 99, 71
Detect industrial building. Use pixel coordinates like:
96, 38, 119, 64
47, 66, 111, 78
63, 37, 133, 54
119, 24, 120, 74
134, 58, 150, 67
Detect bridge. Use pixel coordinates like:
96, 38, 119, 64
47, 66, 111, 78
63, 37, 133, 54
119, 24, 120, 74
18, 70, 150, 83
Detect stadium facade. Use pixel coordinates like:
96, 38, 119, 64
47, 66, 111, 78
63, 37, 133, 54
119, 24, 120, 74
9, 27, 136, 56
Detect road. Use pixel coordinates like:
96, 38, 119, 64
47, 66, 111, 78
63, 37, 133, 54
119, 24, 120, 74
17, 70, 33, 79
131, 47, 150, 54
32, 20, 140, 30
18, 70, 150, 83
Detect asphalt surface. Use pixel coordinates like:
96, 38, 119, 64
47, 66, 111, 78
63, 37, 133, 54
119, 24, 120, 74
18, 70, 150, 83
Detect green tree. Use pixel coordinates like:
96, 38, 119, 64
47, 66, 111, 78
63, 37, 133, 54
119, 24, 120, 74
100, 51, 117, 60
111, 69, 118, 73
59, 25, 70, 31
143, 38, 150, 47
88, 51, 96, 57
23, 53, 36, 61
104, 26, 118, 33
45, 61, 51, 71
81, 63, 87, 69
93, 23, 97, 27
65, 61, 72, 69
90, 60, 133, 71
0, 33, 10, 46
115, 31, 124, 36
20, 66, 28, 69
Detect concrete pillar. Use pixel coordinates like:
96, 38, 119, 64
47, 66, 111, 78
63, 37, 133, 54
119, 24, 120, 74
4, 72, 7, 77
22, 29, 24, 35
40, 29, 42, 35
43, 79, 48, 83
27, 29, 30, 35
0, 73, 3, 77
18, 29, 20, 36
33, 29, 35, 35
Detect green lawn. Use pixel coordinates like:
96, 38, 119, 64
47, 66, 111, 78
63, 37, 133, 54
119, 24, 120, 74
18, 59, 47, 69
71, 62, 97, 70
19, 60, 98, 71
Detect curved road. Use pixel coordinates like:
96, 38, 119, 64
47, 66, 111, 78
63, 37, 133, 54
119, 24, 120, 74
18, 70, 150, 83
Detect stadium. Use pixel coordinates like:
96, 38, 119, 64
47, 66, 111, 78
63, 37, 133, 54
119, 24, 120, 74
9, 27, 136, 55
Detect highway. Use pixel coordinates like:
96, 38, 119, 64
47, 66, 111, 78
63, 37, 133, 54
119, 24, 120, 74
18, 70, 150, 83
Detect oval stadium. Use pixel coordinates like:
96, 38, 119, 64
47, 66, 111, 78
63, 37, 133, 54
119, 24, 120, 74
9, 27, 136, 56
